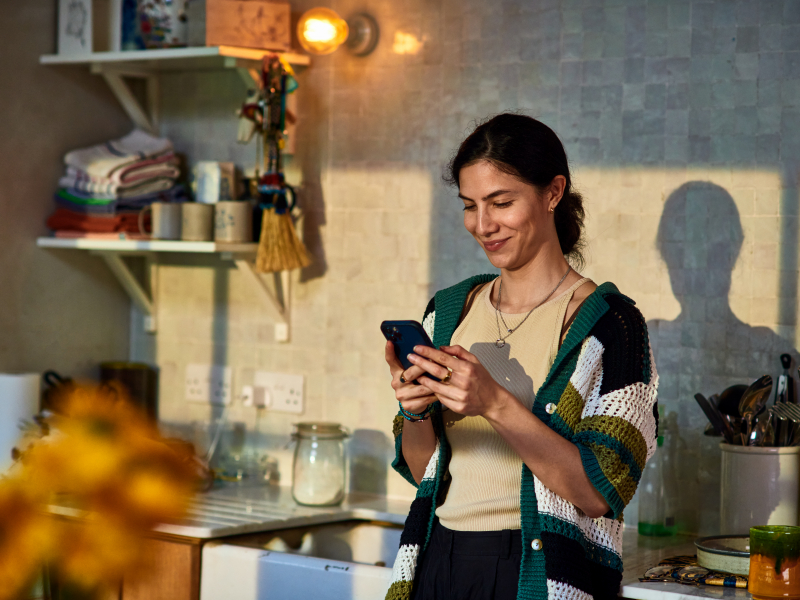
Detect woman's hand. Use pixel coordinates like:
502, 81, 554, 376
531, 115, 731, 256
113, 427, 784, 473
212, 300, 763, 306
407, 345, 515, 418
386, 340, 438, 485
384, 341, 437, 413
409, 344, 610, 516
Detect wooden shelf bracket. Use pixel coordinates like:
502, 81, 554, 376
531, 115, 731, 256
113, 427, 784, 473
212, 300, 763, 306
92, 65, 160, 134
94, 251, 158, 333
96, 251, 292, 341
38, 238, 294, 342
231, 259, 290, 342
236, 64, 261, 89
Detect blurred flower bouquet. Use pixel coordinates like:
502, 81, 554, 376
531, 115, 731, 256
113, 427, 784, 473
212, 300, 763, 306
0, 383, 207, 599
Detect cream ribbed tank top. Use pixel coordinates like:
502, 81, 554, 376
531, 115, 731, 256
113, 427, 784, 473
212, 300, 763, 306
435, 276, 591, 532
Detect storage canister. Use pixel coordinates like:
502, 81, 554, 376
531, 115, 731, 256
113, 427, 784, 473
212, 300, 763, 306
720, 443, 800, 534
291, 422, 349, 506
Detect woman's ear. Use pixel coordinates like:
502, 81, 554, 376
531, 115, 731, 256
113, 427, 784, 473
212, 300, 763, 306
546, 175, 567, 211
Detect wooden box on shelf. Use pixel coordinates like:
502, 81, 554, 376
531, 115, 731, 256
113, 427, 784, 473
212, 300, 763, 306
205, 0, 291, 51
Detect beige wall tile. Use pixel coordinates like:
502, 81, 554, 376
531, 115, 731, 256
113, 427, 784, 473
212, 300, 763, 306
110, 0, 800, 527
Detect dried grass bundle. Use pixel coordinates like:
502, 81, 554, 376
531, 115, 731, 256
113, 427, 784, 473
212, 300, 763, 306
255, 207, 311, 273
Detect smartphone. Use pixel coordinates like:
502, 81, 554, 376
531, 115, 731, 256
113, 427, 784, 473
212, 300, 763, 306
380, 320, 441, 382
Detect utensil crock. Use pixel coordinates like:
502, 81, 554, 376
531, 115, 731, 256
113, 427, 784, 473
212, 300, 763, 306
721, 443, 800, 534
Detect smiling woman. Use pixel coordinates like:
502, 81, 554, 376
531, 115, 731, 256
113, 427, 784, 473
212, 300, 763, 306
449, 114, 586, 271
383, 114, 660, 600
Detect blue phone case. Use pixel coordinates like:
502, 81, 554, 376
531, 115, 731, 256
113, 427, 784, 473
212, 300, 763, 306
380, 320, 441, 382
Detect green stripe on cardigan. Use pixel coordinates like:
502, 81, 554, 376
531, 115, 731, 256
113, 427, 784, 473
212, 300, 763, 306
391, 415, 418, 488
575, 417, 649, 471
519, 463, 547, 600
572, 428, 645, 482
578, 444, 625, 519
431, 274, 496, 348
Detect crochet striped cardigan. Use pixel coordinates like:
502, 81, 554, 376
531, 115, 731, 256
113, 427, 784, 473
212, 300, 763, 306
386, 275, 659, 600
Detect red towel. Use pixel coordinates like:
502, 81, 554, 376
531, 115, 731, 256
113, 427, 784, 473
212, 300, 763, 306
46, 208, 146, 233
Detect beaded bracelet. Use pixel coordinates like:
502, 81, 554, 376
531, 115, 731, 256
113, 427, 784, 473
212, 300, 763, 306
399, 402, 432, 422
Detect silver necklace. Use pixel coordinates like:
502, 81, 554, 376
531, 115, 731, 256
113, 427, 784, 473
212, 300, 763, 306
493, 265, 572, 348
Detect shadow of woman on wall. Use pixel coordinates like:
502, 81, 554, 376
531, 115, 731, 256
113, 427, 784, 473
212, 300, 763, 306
646, 181, 799, 534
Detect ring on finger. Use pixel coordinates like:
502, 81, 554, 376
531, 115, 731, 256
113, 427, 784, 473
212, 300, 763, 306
399, 373, 407, 384
442, 369, 452, 385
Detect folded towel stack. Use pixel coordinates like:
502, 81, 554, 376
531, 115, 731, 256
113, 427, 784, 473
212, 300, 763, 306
47, 129, 187, 237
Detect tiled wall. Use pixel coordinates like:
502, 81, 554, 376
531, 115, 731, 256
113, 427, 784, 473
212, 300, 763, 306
133, 0, 800, 534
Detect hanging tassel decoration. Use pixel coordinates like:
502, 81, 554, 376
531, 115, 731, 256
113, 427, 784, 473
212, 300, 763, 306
255, 180, 310, 272
253, 55, 311, 274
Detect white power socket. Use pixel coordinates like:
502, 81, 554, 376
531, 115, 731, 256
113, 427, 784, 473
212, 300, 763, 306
241, 385, 271, 408
185, 364, 232, 405
254, 371, 304, 413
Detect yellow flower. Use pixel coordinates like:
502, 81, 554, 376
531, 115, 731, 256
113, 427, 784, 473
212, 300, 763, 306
43, 516, 135, 593
7, 383, 203, 592
91, 442, 197, 528
0, 478, 54, 600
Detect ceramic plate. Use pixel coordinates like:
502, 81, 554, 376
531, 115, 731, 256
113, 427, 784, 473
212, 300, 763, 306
695, 535, 750, 576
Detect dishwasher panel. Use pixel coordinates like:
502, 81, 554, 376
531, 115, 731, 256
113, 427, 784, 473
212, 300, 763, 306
200, 520, 402, 600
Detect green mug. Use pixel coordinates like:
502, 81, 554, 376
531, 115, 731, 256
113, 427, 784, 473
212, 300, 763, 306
749, 526, 800, 600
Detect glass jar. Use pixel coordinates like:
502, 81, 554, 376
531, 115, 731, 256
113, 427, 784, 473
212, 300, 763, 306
291, 422, 349, 506
749, 525, 800, 600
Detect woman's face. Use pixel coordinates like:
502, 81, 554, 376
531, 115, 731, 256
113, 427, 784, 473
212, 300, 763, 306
459, 160, 559, 271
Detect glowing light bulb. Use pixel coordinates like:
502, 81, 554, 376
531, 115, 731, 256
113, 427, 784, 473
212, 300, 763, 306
303, 18, 338, 43
297, 8, 349, 55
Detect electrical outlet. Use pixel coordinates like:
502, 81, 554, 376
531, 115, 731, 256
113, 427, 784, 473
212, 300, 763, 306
185, 364, 232, 405
254, 371, 303, 413
254, 387, 270, 408
241, 385, 270, 408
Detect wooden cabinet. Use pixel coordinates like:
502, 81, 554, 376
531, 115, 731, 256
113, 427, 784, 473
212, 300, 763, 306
122, 534, 203, 600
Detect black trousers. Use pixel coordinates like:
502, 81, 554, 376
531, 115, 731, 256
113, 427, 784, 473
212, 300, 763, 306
411, 522, 522, 600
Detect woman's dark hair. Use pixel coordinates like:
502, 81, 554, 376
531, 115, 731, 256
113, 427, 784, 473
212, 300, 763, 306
445, 113, 585, 267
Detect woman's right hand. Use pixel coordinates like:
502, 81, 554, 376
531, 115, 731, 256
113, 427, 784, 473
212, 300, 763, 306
385, 340, 437, 413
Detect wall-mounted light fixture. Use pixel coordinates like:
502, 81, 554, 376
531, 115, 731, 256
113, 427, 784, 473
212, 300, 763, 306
297, 7, 379, 56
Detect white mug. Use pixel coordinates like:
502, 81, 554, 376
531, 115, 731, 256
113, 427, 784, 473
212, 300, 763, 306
138, 202, 182, 240
214, 201, 253, 243
181, 203, 214, 241
192, 161, 236, 204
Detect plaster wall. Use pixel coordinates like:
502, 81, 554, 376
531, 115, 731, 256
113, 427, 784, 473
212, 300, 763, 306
0, 2, 132, 379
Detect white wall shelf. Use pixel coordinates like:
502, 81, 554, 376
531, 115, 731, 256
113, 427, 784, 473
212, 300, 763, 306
37, 237, 291, 341
37, 237, 258, 253
39, 45, 310, 70
37, 45, 307, 341
39, 45, 309, 134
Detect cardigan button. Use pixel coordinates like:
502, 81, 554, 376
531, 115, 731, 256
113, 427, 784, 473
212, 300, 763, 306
545, 403, 556, 415
531, 539, 543, 551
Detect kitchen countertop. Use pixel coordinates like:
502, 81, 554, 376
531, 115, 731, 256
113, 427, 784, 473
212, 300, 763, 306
153, 483, 413, 538
621, 529, 749, 600
145, 484, 749, 599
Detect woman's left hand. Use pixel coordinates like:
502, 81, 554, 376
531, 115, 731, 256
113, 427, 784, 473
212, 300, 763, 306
407, 345, 512, 418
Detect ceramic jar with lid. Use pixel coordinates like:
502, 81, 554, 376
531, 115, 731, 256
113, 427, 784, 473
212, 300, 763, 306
291, 422, 350, 506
